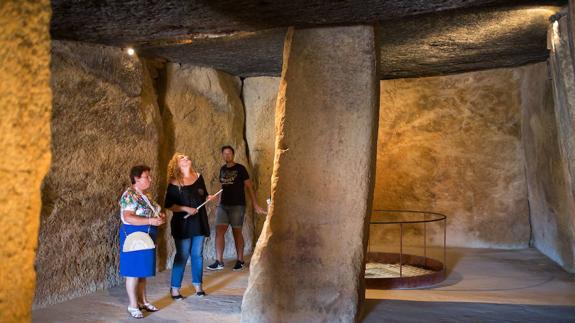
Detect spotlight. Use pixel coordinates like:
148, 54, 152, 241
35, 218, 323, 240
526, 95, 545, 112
126, 48, 135, 56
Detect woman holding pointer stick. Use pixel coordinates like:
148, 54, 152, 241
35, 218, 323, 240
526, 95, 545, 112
165, 153, 217, 298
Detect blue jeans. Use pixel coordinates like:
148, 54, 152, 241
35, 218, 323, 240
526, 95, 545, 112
171, 235, 205, 287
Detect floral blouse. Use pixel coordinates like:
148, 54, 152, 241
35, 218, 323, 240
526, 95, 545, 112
119, 187, 160, 224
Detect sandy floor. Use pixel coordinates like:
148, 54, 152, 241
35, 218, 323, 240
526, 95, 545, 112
33, 248, 575, 322
33, 258, 248, 322
363, 248, 575, 322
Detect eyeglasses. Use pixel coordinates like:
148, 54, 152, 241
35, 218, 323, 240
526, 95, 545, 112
177, 156, 190, 161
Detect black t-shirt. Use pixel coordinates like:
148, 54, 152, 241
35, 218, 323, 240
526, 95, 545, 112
219, 163, 249, 206
164, 174, 210, 239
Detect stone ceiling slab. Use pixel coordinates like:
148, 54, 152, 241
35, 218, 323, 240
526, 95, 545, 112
51, 0, 561, 46
135, 5, 561, 78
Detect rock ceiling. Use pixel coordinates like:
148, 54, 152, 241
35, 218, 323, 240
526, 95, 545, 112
51, 0, 565, 78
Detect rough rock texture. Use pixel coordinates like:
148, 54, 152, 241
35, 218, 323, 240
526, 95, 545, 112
379, 5, 559, 79
34, 41, 163, 307
243, 77, 280, 239
51, 1, 562, 78
137, 5, 561, 79
373, 67, 531, 249
539, 12, 575, 272
139, 29, 286, 77
242, 26, 379, 322
572, 1, 575, 65
162, 64, 254, 261
50, 0, 545, 45
520, 62, 575, 274
0, 1, 52, 321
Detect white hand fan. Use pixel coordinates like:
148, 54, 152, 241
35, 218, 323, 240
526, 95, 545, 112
123, 231, 155, 252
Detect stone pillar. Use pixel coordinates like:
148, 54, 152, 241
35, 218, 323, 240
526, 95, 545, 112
519, 62, 575, 273
0, 1, 52, 321
243, 77, 280, 238
163, 64, 255, 261
241, 26, 379, 323
570, 1, 575, 66
34, 41, 163, 307
546, 10, 575, 272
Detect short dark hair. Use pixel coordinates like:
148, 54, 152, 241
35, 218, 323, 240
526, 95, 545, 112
130, 165, 151, 184
221, 145, 235, 154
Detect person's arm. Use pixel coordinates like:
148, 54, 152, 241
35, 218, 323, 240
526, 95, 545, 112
165, 183, 197, 215
200, 174, 215, 203
123, 210, 165, 226
168, 204, 197, 214
207, 190, 221, 204
244, 179, 266, 214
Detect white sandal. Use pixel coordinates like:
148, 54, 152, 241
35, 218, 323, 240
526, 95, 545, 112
140, 302, 159, 312
127, 306, 144, 319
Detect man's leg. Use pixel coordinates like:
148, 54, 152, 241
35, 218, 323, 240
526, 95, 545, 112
231, 227, 244, 262
208, 205, 230, 270
215, 224, 228, 263
230, 205, 246, 270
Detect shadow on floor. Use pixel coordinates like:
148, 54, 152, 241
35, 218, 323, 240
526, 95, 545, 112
361, 299, 575, 323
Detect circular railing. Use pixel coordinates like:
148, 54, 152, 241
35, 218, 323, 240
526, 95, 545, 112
366, 210, 447, 289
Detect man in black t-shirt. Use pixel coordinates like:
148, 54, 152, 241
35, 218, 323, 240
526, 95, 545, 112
207, 145, 266, 271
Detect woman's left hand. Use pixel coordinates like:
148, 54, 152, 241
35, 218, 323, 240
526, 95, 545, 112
151, 217, 166, 226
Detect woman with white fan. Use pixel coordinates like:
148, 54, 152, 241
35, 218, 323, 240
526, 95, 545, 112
119, 165, 166, 319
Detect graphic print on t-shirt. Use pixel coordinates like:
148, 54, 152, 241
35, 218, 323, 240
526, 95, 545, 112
219, 164, 249, 206
220, 169, 239, 185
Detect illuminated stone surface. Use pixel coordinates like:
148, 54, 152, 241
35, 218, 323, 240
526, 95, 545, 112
0, 1, 51, 321
243, 77, 280, 238
242, 26, 379, 322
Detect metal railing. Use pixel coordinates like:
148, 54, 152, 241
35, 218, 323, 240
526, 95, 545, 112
366, 210, 447, 288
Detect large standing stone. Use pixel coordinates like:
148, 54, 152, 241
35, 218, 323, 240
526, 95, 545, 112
163, 64, 254, 261
549, 12, 575, 199
542, 12, 575, 272
242, 26, 379, 322
520, 62, 575, 273
373, 67, 531, 249
34, 41, 162, 307
0, 1, 51, 321
243, 77, 280, 239
571, 0, 575, 65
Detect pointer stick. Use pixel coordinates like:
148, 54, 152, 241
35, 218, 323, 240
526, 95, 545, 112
184, 189, 223, 219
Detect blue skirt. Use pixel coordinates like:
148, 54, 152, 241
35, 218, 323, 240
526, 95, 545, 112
119, 224, 157, 278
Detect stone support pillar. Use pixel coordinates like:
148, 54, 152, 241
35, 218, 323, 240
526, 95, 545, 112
241, 25, 379, 322
0, 1, 52, 321
545, 8, 575, 272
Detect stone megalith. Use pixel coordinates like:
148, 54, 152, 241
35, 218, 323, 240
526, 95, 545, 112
0, 1, 51, 321
241, 26, 379, 323
35, 41, 163, 307
545, 12, 575, 272
163, 64, 255, 261
243, 77, 280, 239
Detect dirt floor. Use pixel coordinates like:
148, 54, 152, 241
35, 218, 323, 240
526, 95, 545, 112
33, 248, 575, 322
